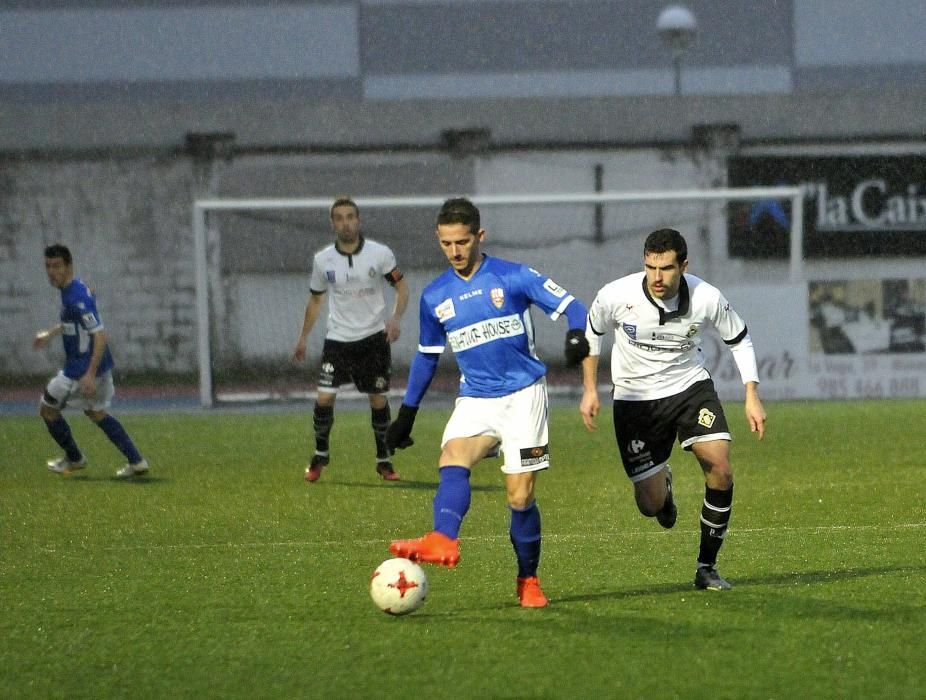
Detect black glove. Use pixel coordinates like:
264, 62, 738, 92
564, 328, 590, 367
386, 404, 418, 453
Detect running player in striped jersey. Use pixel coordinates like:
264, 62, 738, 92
579, 228, 767, 591
34, 243, 149, 479
292, 196, 409, 482
386, 197, 589, 608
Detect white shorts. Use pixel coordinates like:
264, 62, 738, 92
41, 370, 115, 412
442, 380, 550, 474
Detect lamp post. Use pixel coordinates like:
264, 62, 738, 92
657, 5, 698, 95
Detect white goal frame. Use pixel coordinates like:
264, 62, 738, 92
192, 186, 803, 407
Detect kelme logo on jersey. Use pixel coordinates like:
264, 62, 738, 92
698, 408, 716, 428
490, 287, 505, 308
622, 322, 637, 340
368, 267, 376, 278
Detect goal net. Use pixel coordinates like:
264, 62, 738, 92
193, 187, 803, 407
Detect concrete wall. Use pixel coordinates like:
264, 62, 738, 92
4, 142, 925, 397
0, 156, 198, 377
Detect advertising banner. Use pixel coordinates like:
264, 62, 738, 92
707, 281, 926, 401
727, 155, 926, 258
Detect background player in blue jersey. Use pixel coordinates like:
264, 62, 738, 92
386, 198, 589, 608
33, 244, 149, 478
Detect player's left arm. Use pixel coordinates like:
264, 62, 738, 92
711, 288, 767, 439
724, 322, 767, 440
80, 328, 107, 397
384, 270, 409, 343
520, 267, 590, 365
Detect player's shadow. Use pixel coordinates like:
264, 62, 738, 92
108, 475, 168, 485
57, 474, 168, 485
326, 479, 504, 493
553, 564, 923, 604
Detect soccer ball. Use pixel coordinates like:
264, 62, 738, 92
369, 558, 428, 615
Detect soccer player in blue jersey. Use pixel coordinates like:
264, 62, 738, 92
386, 197, 589, 608
33, 244, 149, 478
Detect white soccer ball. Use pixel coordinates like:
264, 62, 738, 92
369, 558, 428, 615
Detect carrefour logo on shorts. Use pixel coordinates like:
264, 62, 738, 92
446, 313, 524, 352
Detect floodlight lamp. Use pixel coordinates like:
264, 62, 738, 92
657, 5, 698, 51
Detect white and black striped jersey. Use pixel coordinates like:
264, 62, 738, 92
309, 237, 402, 342
586, 272, 754, 401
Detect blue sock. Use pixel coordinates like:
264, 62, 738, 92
44, 416, 82, 463
96, 415, 142, 464
510, 501, 542, 578
432, 466, 471, 539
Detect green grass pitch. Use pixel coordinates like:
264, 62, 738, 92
1, 400, 924, 698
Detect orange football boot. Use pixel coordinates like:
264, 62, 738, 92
516, 576, 549, 608
389, 531, 460, 568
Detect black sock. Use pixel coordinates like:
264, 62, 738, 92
698, 484, 734, 567
313, 403, 334, 455
371, 404, 391, 460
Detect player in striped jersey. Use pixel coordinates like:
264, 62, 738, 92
292, 196, 409, 482
386, 197, 589, 608
579, 228, 766, 591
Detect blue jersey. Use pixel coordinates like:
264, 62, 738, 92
418, 255, 579, 398
59, 277, 114, 379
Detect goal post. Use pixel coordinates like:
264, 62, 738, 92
192, 186, 804, 407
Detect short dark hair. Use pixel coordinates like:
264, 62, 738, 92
44, 243, 72, 265
330, 196, 359, 219
437, 197, 480, 234
644, 228, 687, 264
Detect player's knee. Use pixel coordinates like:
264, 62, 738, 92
84, 409, 107, 423
634, 482, 666, 516
699, 460, 733, 488
39, 403, 58, 421
505, 476, 537, 510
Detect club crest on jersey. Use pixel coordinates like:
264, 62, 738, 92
326, 270, 336, 283
698, 408, 716, 428
368, 267, 377, 278
435, 298, 456, 322
490, 287, 505, 308
622, 322, 637, 340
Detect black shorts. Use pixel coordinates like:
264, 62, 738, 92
612, 378, 730, 482
318, 331, 391, 394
